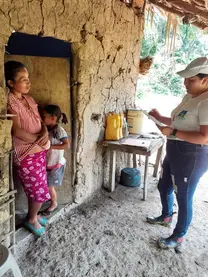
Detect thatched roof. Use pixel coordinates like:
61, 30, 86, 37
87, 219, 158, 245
121, 0, 208, 29
148, 0, 208, 29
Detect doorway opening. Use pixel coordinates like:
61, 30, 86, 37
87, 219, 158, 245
5, 32, 73, 227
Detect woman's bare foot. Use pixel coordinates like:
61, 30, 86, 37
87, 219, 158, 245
28, 219, 43, 231
47, 202, 58, 212
39, 202, 58, 216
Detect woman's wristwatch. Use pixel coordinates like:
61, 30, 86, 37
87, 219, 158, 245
170, 129, 177, 137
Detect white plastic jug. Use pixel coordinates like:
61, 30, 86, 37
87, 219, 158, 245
127, 109, 145, 134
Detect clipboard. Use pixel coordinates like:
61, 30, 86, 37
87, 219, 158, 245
139, 109, 164, 127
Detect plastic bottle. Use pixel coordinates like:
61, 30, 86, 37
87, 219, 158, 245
105, 113, 120, 140
122, 116, 129, 137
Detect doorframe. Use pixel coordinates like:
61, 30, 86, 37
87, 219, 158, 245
5, 32, 76, 200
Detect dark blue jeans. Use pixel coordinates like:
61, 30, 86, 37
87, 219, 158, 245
158, 140, 208, 238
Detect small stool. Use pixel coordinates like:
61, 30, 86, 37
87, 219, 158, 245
0, 244, 22, 277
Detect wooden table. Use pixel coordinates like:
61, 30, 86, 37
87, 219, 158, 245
102, 135, 165, 201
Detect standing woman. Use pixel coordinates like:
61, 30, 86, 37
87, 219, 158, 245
146, 57, 208, 249
5, 61, 50, 237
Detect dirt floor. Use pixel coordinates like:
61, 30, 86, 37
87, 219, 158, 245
15, 166, 208, 277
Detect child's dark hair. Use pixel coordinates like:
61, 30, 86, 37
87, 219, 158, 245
44, 105, 68, 124
4, 61, 26, 88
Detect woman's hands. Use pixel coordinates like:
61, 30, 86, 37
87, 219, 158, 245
148, 109, 161, 121
148, 108, 173, 136
36, 122, 50, 149
149, 108, 172, 127
42, 140, 50, 150
8, 108, 39, 143
37, 122, 47, 138
157, 126, 174, 137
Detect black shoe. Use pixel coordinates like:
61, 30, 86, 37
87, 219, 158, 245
158, 235, 183, 250
146, 215, 172, 227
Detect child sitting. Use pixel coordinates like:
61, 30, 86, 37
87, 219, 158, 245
42, 105, 70, 214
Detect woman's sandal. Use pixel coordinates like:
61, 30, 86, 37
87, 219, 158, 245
38, 217, 48, 226
40, 205, 59, 216
24, 221, 45, 237
25, 215, 48, 227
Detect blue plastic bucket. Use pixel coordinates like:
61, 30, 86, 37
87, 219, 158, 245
120, 168, 141, 187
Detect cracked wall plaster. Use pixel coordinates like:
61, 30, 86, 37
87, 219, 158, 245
0, 0, 144, 203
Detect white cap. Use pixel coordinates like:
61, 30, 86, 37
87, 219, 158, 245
177, 57, 208, 78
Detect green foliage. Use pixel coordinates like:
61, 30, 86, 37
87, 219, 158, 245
141, 33, 157, 57
137, 14, 208, 99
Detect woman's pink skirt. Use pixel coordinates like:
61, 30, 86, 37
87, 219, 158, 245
17, 150, 50, 203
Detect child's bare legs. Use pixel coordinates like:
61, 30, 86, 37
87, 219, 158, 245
48, 186, 58, 211
28, 200, 43, 229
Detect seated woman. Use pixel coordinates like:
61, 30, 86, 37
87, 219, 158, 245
5, 60, 50, 237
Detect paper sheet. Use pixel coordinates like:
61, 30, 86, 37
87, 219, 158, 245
139, 109, 164, 127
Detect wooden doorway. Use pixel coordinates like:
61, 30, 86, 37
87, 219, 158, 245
5, 33, 73, 218
5, 55, 72, 206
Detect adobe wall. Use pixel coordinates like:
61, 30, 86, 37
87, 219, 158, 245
0, 0, 144, 230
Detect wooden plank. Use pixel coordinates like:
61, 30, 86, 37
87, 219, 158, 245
0, 215, 12, 225
153, 144, 163, 178
148, 139, 164, 155
105, 143, 150, 155
0, 190, 17, 201
103, 137, 164, 156
10, 199, 16, 253
9, 151, 16, 253
109, 150, 116, 192
122, 138, 151, 149
0, 197, 15, 209
143, 156, 149, 201
133, 154, 137, 168
138, 155, 142, 166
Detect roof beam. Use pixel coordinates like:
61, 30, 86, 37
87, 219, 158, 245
148, 0, 208, 29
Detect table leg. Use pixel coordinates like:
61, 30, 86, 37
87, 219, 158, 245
133, 154, 137, 168
127, 153, 131, 167
153, 144, 163, 178
138, 155, 142, 166
143, 156, 149, 201
109, 150, 116, 192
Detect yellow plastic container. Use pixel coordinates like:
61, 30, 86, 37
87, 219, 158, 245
127, 109, 145, 134
105, 113, 123, 140
119, 113, 123, 139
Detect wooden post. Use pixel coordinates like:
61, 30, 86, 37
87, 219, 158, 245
143, 155, 149, 201
9, 151, 16, 254
153, 144, 163, 178
133, 153, 137, 168
109, 150, 116, 192
138, 155, 142, 166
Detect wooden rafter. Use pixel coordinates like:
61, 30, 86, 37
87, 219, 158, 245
148, 0, 208, 29
120, 0, 208, 29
